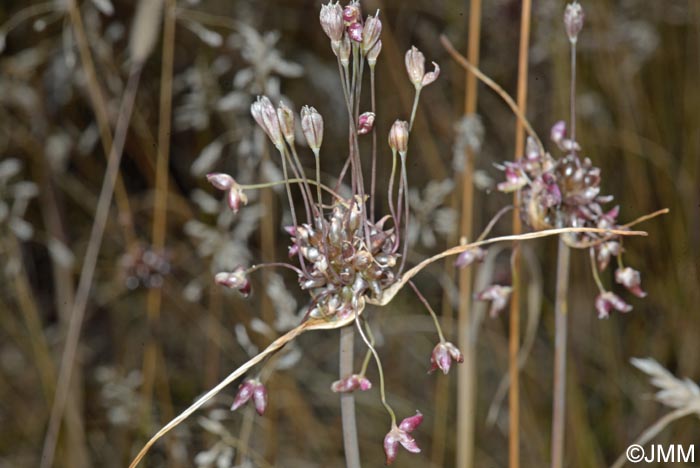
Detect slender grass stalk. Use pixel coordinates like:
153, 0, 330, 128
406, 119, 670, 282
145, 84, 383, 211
550, 238, 570, 468
510, 2, 532, 467
141, 0, 176, 435
65, 0, 136, 248
457, 1, 482, 467
40, 62, 145, 468
551, 31, 578, 468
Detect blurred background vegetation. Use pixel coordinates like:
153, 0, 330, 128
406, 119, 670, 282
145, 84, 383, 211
0, 0, 698, 467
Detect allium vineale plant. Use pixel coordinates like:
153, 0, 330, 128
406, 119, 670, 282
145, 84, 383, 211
129, 2, 650, 466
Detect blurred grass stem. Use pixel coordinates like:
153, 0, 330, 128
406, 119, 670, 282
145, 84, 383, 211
40, 61, 145, 468
510, 1, 532, 466
456, 1, 481, 467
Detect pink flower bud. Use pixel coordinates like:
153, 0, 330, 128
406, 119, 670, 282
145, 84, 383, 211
320, 2, 344, 42
231, 379, 267, 415
398, 411, 423, 433
284, 225, 297, 236
342, 4, 360, 24
347, 22, 363, 43
476, 285, 513, 317
252, 381, 268, 415
362, 13, 382, 53
206, 173, 234, 191
445, 342, 464, 363
384, 431, 400, 465
388, 120, 409, 154
550, 120, 566, 145
301, 106, 324, 152
231, 380, 254, 411
367, 39, 382, 67
596, 241, 621, 271
615, 267, 647, 298
384, 412, 423, 465
357, 112, 375, 135
277, 101, 295, 144
331, 374, 372, 393
429, 343, 451, 374
595, 291, 632, 319
226, 185, 248, 213
525, 136, 541, 162
497, 162, 528, 192
455, 247, 486, 269
215, 267, 251, 297
564, 2, 584, 44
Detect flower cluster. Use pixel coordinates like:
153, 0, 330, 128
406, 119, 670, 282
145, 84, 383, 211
495, 122, 645, 318
200, 1, 454, 464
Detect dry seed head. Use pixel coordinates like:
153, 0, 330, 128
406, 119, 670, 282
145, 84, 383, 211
129, 0, 163, 63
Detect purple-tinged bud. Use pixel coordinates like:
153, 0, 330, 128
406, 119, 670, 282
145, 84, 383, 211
367, 39, 382, 67
342, 4, 360, 24
251, 96, 284, 150
384, 431, 400, 465
207, 173, 247, 213
550, 120, 566, 145
226, 184, 249, 213
215, 267, 251, 297
429, 342, 464, 374
455, 247, 486, 269
384, 412, 423, 465
398, 411, 423, 433
277, 101, 295, 144
476, 285, 513, 317
362, 12, 382, 53
595, 291, 632, 319
284, 225, 297, 237
596, 241, 621, 271
525, 136, 541, 162
564, 2, 584, 44
615, 267, 647, 298
497, 162, 528, 192
288, 244, 299, 258
252, 381, 268, 415
357, 112, 376, 135
206, 173, 234, 191
347, 22, 363, 43
331, 374, 372, 393
445, 342, 464, 363
231, 379, 267, 415
388, 120, 409, 154
231, 380, 254, 411
320, 2, 344, 42
301, 106, 324, 152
